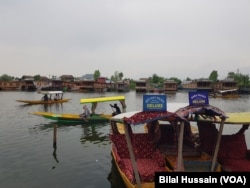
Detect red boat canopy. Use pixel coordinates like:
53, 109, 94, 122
123, 111, 187, 125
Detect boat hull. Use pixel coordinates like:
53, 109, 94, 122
31, 111, 112, 123
16, 99, 71, 105
211, 95, 240, 99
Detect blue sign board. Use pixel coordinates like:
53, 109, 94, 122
143, 94, 167, 111
188, 91, 209, 105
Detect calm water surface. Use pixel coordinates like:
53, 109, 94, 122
0, 91, 250, 188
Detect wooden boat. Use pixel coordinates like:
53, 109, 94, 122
190, 111, 250, 172
30, 95, 126, 123
109, 93, 227, 188
210, 89, 240, 99
174, 91, 250, 172
16, 91, 71, 105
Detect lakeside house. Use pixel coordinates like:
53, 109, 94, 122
135, 79, 149, 92
0, 80, 20, 91
19, 75, 37, 91
163, 80, 178, 93
213, 78, 239, 91
116, 80, 130, 92
181, 79, 213, 92
0, 74, 244, 94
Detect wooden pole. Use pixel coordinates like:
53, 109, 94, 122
176, 121, 184, 171
124, 122, 141, 188
211, 119, 225, 171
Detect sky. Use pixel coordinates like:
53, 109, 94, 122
1, 0, 250, 81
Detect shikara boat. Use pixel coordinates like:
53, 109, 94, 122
30, 95, 126, 123
210, 89, 240, 99
109, 93, 227, 188
174, 91, 250, 172
16, 91, 71, 105
190, 111, 250, 172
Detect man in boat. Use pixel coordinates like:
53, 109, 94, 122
41, 94, 49, 101
80, 105, 91, 119
54, 93, 59, 101
110, 103, 121, 116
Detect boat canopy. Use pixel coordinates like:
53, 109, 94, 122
174, 104, 228, 121
224, 112, 250, 125
80, 96, 126, 115
218, 89, 238, 94
80, 95, 125, 103
39, 91, 64, 95
122, 111, 187, 125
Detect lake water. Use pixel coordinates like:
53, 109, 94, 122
1, 91, 250, 188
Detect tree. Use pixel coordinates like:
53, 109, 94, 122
148, 74, 164, 88
168, 77, 182, 85
227, 72, 250, 87
94, 70, 101, 80
0, 74, 14, 81
118, 72, 123, 80
209, 70, 218, 82
111, 71, 123, 82
34, 75, 41, 81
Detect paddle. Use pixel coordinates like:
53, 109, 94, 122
110, 104, 116, 116
83, 118, 88, 122
110, 104, 115, 112
79, 114, 89, 122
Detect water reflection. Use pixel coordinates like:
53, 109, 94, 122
35, 122, 111, 163
80, 123, 110, 144
43, 103, 64, 112
107, 156, 126, 188
52, 124, 59, 165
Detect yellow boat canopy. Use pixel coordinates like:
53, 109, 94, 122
221, 112, 250, 125
80, 96, 126, 114
80, 95, 125, 103
193, 111, 250, 125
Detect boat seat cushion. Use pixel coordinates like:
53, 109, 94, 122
120, 159, 136, 184
136, 159, 167, 182
109, 134, 130, 158
133, 133, 156, 158
151, 149, 166, 167
218, 134, 247, 160
119, 158, 167, 183
221, 158, 250, 172
218, 134, 250, 172
110, 133, 167, 183
197, 122, 218, 155
110, 133, 157, 159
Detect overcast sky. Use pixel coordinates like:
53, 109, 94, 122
1, 0, 250, 80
